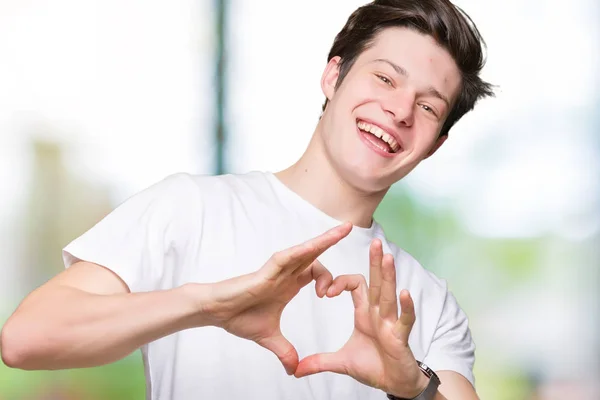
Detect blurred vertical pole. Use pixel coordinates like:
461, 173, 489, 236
214, 0, 228, 175
590, 3, 600, 382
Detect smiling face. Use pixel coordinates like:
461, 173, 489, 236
318, 27, 462, 192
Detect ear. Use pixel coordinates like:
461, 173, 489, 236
321, 56, 341, 102
424, 134, 448, 159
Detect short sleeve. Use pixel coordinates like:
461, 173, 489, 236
62, 173, 202, 293
423, 289, 476, 388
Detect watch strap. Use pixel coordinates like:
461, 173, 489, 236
386, 361, 441, 400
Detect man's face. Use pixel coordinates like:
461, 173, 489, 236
319, 27, 462, 192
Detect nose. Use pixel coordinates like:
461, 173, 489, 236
382, 90, 415, 127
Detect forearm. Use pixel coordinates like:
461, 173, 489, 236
1, 283, 204, 370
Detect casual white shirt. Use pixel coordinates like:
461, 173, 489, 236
63, 171, 475, 400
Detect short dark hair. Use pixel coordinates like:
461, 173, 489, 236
322, 0, 494, 137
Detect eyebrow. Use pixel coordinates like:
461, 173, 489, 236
371, 58, 451, 109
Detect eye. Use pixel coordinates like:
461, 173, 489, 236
376, 74, 393, 86
419, 104, 437, 116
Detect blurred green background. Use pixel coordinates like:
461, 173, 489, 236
0, 0, 598, 399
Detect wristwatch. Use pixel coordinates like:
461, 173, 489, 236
386, 361, 441, 400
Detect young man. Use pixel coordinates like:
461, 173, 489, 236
1, 0, 493, 399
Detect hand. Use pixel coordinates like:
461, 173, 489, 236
195, 222, 353, 375
294, 238, 429, 398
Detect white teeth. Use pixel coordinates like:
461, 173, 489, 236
357, 120, 400, 152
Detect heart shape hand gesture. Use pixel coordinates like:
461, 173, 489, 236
193, 223, 427, 397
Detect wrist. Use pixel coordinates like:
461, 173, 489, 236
178, 283, 215, 328
387, 361, 440, 400
387, 374, 428, 400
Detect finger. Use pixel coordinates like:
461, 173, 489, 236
393, 289, 416, 342
296, 260, 333, 297
271, 222, 352, 273
368, 238, 383, 306
379, 253, 398, 321
257, 330, 299, 375
312, 260, 334, 298
326, 274, 368, 310
291, 222, 353, 274
294, 352, 347, 378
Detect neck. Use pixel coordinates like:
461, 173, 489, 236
274, 124, 389, 229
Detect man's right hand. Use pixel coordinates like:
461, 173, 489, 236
192, 222, 353, 375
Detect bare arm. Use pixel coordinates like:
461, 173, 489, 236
1, 222, 353, 373
436, 370, 479, 400
0, 261, 203, 370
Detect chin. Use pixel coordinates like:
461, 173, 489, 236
338, 163, 395, 193
345, 155, 421, 192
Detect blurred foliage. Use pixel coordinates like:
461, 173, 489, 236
374, 185, 543, 281
1, 138, 145, 400
20, 138, 114, 292
0, 353, 145, 400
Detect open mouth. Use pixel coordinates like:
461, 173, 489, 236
356, 119, 401, 154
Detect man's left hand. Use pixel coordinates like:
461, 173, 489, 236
294, 238, 429, 399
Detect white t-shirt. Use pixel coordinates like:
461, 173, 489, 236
62, 171, 475, 400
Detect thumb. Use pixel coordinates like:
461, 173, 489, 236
294, 352, 347, 378
257, 330, 299, 375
